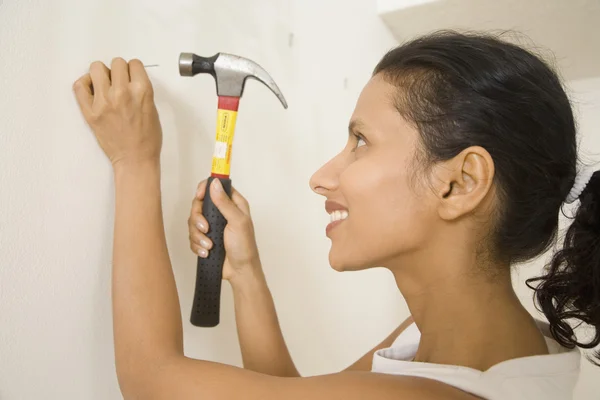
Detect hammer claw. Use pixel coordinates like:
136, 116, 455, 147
179, 52, 287, 108
214, 53, 287, 108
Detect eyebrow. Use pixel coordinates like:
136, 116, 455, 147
348, 119, 366, 136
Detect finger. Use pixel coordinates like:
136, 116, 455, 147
191, 243, 209, 258
89, 61, 111, 100
190, 181, 209, 232
128, 59, 150, 85
189, 230, 213, 250
230, 187, 251, 216
72, 73, 93, 115
209, 179, 245, 221
110, 57, 130, 87
188, 203, 208, 233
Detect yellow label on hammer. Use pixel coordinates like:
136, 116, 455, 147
211, 109, 238, 176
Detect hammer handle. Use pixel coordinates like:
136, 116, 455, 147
191, 176, 232, 327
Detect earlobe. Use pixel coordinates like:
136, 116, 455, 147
437, 147, 495, 221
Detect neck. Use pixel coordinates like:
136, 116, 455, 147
389, 253, 548, 370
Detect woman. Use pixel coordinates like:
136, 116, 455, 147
73, 31, 599, 399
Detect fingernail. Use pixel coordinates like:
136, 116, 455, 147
196, 221, 206, 232
200, 239, 211, 249
212, 179, 223, 192
198, 248, 208, 258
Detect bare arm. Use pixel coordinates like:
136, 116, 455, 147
230, 264, 300, 377
111, 161, 184, 386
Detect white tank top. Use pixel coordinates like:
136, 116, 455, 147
371, 319, 580, 399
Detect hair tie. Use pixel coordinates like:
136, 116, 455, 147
565, 166, 596, 204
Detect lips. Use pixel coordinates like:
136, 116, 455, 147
325, 200, 349, 236
325, 200, 348, 214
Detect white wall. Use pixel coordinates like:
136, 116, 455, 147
0, 0, 598, 399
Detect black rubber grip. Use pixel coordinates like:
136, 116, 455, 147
190, 176, 232, 327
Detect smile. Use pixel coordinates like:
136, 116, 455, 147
326, 210, 348, 236
329, 210, 349, 223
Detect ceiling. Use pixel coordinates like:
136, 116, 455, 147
378, 0, 600, 81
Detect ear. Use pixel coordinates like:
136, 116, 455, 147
434, 146, 495, 221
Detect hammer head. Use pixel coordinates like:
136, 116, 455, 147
179, 52, 287, 109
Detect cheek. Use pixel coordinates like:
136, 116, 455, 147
329, 158, 432, 270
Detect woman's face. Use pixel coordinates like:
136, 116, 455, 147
309, 74, 439, 271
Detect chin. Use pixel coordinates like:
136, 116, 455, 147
328, 250, 374, 272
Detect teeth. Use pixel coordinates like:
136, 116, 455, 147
330, 210, 349, 222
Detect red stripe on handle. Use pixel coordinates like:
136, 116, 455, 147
218, 96, 240, 111
211, 173, 230, 179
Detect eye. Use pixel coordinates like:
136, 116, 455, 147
352, 133, 367, 151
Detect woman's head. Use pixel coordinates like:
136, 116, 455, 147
309, 74, 449, 273
310, 30, 600, 361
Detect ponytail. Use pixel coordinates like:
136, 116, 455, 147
527, 170, 600, 365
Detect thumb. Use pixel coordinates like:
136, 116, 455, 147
209, 178, 244, 221
73, 73, 94, 117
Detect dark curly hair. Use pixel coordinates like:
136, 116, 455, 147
373, 30, 600, 364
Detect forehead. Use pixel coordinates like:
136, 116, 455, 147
351, 75, 416, 140
355, 74, 397, 109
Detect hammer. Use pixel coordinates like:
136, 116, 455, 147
179, 52, 288, 327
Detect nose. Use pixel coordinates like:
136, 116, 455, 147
310, 152, 344, 196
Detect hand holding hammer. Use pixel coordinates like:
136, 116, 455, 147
180, 52, 287, 327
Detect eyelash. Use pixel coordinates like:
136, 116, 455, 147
352, 133, 367, 150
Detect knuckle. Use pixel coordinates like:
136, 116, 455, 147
130, 81, 143, 93
112, 57, 126, 65
130, 81, 151, 96
111, 87, 129, 103
93, 97, 108, 112
88, 108, 102, 122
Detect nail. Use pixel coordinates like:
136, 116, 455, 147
196, 221, 206, 232
212, 179, 223, 192
198, 248, 208, 258
200, 239, 211, 249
